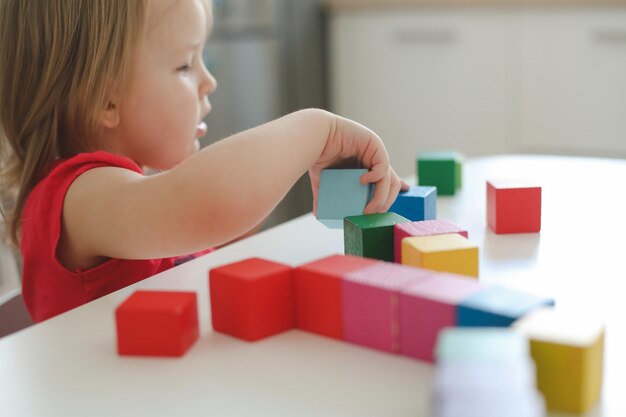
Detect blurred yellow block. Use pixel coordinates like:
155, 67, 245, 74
514, 308, 604, 414
401, 233, 478, 278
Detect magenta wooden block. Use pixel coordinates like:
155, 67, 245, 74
394, 220, 469, 263
399, 272, 484, 362
343, 263, 434, 353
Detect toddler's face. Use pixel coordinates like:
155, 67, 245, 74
116, 0, 216, 169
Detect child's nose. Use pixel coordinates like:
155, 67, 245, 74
200, 65, 217, 98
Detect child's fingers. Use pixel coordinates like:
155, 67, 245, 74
364, 170, 390, 214
381, 174, 402, 212
360, 163, 388, 213
359, 165, 386, 185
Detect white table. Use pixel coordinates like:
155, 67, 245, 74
1, 155, 625, 417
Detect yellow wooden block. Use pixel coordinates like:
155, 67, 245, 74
514, 308, 604, 414
401, 233, 479, 278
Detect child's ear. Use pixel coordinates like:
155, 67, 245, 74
102, 101, 120, 129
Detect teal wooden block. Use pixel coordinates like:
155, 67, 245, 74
317, 169, 373, 228
344, 213, 410, 262
417, 151, 463, 196
435, 327, 529, 362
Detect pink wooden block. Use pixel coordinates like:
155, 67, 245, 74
343, 263, 434, 353
394, 220, 469, 263
399, 272, 484, 362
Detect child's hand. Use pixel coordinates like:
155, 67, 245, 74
309, 113, 410, 216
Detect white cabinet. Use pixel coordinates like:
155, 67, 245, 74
519, 8, 626, 155
329, 6, 626, 176
330, 9, 514, 177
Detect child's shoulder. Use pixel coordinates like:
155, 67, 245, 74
28, 151, 142, 210
27, 150, 142, 205
45, 151, 143, 181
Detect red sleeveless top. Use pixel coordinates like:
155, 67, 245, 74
21, 151, 213, 322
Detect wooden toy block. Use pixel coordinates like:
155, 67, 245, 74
294, 254, 380, 340
344, 212, 410, 262
417, 151, 463, 196
343, 262, 434, 353
399, 272, 484, 362
209, 258, 294, 342
394, 219, 468, 263
388, 185, 437, 222
458, 286, 554, 328
434, 358, 537, 395
487, 180, 541, 234
401, 233, 479, 278
316, 169, 373, 228
514, 308, 604, 414
435, 327, 530, 362
115, 290, 199, 357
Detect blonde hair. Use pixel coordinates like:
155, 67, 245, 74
0, 0, 148, 247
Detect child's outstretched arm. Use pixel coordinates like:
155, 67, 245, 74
61, 109, 407, 268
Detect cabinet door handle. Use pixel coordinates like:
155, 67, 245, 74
393, 28, 459, 45
593, 29, 626, 44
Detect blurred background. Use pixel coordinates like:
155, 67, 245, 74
201, 0, 626, 228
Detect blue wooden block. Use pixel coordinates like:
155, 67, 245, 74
317, 169, 373, 228
458, 286, 554, 328
389, 186, 437, 221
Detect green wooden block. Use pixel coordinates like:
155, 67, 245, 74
417, 151, 463, 196
344, 213, 410, 262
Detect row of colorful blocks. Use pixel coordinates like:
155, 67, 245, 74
214, 256, 554, 357
317, 165, 541, 234
433, 327, 546, 417
116, 255, 552, 362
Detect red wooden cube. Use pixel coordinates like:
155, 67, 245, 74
294, 254, 380, 339
115, 290, 199, 357
209, 257, 294, 342
487, 180, 541, 234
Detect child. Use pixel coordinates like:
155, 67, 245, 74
0, 0, 408, 322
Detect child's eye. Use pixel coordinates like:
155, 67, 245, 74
177, 63, 192, 72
